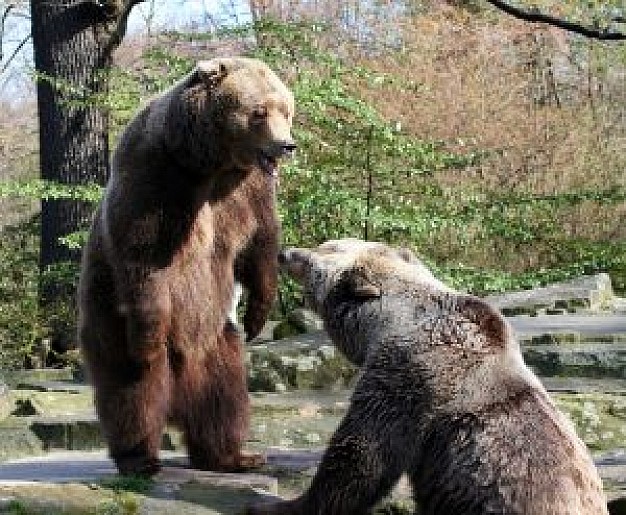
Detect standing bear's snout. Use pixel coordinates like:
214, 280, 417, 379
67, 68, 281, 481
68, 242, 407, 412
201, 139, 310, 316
279, 141, 297, 157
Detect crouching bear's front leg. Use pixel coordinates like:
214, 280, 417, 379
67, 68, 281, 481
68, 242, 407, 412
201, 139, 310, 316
246, 375, 411, 515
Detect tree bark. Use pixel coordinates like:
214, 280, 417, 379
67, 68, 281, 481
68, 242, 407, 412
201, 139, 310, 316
31, 0, 111, 279
30, 0, 142, 350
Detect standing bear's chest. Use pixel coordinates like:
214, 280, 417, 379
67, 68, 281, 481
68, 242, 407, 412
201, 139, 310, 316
167, 175, 266, 347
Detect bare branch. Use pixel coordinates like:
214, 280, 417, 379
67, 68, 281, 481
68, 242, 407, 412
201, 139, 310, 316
484, 0, 626, 41
0, 3, 17, 62
1, 3, 16, 29
117, 0, 147, 34
0, 33, 30, 75
99, 0, 146, 53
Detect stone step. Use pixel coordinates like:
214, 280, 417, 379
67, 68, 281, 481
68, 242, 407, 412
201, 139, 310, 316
523, 343, 626, 379
2, 386, 624, 459
5, 316, 625, 397
0, 450, 279, 515
0, 392, 352, 458
520, 333, 626, 346
1, 369, 75, 388
248, 331, 626, 391
0, 448, 623, 514
484, 273, 618, 316
595, 449, 626, 505
508, 314, 626, 338
542, 377, 626, 394
13, 381, 90, 394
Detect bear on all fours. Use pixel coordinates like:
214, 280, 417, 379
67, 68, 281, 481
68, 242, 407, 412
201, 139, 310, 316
78, 57, 295, 476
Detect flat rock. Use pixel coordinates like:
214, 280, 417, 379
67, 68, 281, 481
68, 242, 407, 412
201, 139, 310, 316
541, 377, 626, 394
0, 448, 620, 514
246, 333, 356, 392
523, 343, 626, 379
485, 273, 616, 316
0, 382, 10, 422
0, 450, 279, 514
509, 315, 626, 337
1, 369, 74, 388
0, 449, 414, 514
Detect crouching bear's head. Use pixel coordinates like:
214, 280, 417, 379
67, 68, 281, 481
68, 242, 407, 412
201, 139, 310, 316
282, 239, 516, 376
173, 56, 296, 177
280, 238, 447, 313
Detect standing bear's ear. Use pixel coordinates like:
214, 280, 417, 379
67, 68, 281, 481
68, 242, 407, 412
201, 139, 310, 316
345, 268, 381, 299
190, 59, 230, 89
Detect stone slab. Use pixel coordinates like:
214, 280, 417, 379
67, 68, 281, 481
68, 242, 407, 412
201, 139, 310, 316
0, 450, 278, 491
542, 377, 626, 394
0, 382, 9, 422
0, 448, 621, 513
523, 343, 626, 379
508, 314, 626, 337
485, 273, 616, 315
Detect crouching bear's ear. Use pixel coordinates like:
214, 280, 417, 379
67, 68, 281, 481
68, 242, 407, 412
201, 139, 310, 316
189, 59, 230, 89
345, 267, 381, 299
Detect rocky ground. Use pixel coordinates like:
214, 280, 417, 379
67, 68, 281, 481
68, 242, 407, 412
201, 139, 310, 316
0, 274, 625, 514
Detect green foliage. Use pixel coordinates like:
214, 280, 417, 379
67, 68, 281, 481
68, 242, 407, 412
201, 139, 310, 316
109, 47, 194, 139
93, 475, 152, 515
0, 179, 103, 202
5, 499, 28, 515
1, 15, 625, 368
98, 475, 154, 494
0, 215, 44, 369
0, 210, 83, 369
0, 180, 99, 368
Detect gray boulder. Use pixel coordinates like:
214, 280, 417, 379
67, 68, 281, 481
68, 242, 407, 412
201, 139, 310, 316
486, 273, 617, 316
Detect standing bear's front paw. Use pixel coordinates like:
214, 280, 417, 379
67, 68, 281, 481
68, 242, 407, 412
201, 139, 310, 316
243, 306, 268, 342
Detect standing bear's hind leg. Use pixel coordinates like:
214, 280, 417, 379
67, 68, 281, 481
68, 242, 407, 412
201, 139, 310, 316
79, 263, 172, 477
174, 328, 260, 471
92, 348, 171, 476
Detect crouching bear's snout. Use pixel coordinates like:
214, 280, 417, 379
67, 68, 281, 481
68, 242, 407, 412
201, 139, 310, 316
278, 247, 310, 280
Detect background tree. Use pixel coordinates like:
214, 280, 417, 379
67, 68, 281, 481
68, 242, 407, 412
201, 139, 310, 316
0, 0, 623, 368
30, 0, 144, 352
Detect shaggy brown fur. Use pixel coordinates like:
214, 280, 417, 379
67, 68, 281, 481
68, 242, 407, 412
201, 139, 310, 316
78, 57, 295, 475
248, 239, 608, 515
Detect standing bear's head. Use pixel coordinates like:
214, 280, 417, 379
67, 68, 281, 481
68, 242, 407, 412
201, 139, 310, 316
165, 56, 296, 177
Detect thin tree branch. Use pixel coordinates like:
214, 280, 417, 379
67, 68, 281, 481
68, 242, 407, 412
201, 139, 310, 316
0, 3, 17, 62
1, 3, 16, 31
0, 33, 30, 75
100, 0, 146, 53
117, 0, 146, 35
484, 0, 626, 41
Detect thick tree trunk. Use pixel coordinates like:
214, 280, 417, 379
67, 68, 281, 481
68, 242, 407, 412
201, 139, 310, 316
31, 0, 111, 283
30, 0, 141, 351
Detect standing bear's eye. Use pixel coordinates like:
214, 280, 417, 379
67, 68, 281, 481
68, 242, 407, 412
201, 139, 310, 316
251, 105, 268, 122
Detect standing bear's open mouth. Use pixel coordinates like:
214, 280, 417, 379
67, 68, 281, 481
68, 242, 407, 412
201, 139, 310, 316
258, 143, 297, 178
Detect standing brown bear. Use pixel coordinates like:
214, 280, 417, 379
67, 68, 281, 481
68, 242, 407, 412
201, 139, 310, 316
78, 57, 295, 475
249, 239, 608, 515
